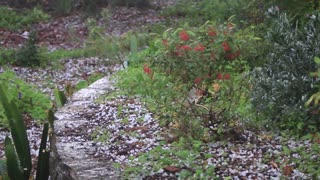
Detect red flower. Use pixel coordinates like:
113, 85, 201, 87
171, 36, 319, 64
162, 39, 168, 46
225, 53, 234, 60
179, 31, 189, 41
222, 41, 230, 51
227, 23, 234, 30
174, 51, 183, 57
174, 45, 191, 57
225, 50, 240, 60
216, 73, 231, 80
180, 45, 192, 51
216, 73, 223, 80
143, 64, 152, 75
194, 44, 205, 52
194, 77, 202, 85
208, 30, 217, 37
223, 74, 231, 80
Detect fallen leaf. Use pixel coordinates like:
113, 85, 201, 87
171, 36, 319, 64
283, 165, 294, 176
163, 166, 181, 173
125, 126, 149, 132
270, 161, 278, 169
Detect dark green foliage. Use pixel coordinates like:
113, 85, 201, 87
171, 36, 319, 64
0, 84, 50, 180
0, 49, 16, 65
83, 0, 99, 16
0, 84, 32, 179
54, 88, 67, 107
4, 137, 24, 180
36, 123, 49, 180
251, 12, 320, 133
108, 0, 150, 8
53, 0, 73, 15
48, 108, 55, 127
16, 31, 42, 67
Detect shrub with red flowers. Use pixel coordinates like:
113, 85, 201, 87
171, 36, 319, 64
120, 21, 251, 140
143, 21, 250, 138
179, 30, 190, 41
143, 64, 152, 76
153, 21, 245, 85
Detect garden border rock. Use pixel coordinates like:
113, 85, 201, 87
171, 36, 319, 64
50, 76, 120, 180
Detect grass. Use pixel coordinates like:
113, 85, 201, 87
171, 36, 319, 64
0, 6, 49, 31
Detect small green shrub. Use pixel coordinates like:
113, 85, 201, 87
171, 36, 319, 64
0, 49, 16, 65
0, 70, 52, 127
251, 12, 320, 133
15, 31, 43, 67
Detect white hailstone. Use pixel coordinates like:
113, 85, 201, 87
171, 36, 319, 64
221, 161, 228, 166
229, 153, 238, 160
157, 169, 164, 174
229, 169, 237, 174
239, 170, 248, 177
144, 113, 152, 121
22, 31, 29, 38
292, 153, 300, 158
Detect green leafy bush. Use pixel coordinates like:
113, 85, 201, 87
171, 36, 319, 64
0, 6, 49, 30
306, 57, 320, 113
251, 12, 320, 133
0, 70, 52, 127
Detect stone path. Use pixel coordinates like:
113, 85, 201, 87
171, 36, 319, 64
50, 76, 120, 180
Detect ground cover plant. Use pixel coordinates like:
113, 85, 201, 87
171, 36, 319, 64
0, 70, 51, 127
